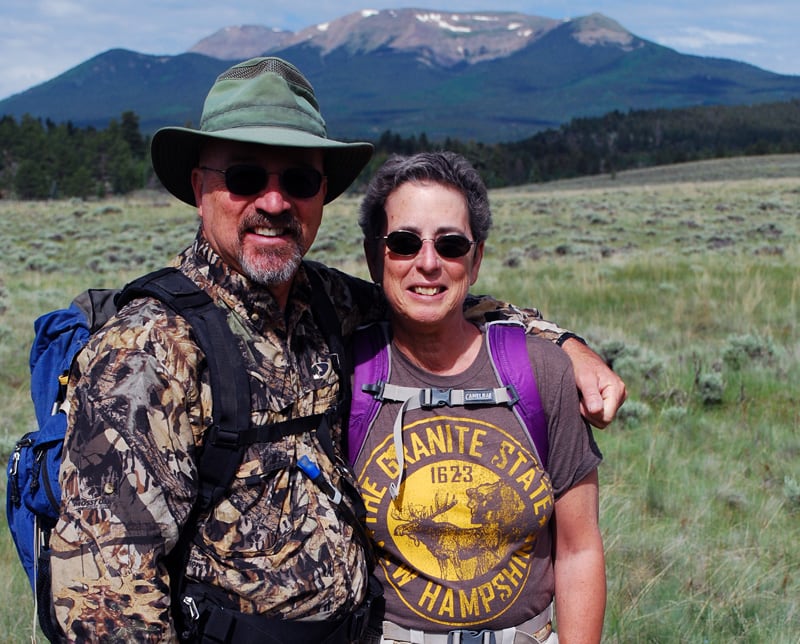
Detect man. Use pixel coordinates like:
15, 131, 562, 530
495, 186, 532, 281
50, 57, 625, 642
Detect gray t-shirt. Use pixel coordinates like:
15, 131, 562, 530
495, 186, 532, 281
353, 332, 602, 631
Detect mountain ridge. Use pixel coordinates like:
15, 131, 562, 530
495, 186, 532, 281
1, 8, 799, 143
188, 10, 636, 67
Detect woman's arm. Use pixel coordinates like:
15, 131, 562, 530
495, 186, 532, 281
553, 469, 606, 644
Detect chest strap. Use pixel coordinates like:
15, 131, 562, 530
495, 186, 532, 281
361, 381, 520, 500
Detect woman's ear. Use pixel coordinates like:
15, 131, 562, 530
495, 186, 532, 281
469, 240, 485, 285
364, 238, 383, 284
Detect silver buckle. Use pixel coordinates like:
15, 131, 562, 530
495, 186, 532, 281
448, 630, 496, 644
182, 595, 200, 622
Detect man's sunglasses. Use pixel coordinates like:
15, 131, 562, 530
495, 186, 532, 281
380, 230, 477, 259
200, 165, 324, 199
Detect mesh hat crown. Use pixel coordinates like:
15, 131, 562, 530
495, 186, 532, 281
151, 57, 373, 205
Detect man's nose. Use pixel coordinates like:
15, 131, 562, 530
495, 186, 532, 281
253, 174, 290, 213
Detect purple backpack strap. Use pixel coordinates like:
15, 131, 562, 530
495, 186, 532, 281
487, 322, 549, 469
349, 323, 391, 465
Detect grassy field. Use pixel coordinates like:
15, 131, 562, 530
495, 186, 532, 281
1, 154, 798, 642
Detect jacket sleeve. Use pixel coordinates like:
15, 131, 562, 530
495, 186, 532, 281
463, 293, 574, 344
50, 303, 203, 643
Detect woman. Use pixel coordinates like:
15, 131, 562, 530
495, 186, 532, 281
352, 152, 606, 643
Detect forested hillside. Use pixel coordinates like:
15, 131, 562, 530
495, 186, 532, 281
2, 100, 799, 200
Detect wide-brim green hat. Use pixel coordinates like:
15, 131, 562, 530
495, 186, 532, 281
151, 57, 373, 205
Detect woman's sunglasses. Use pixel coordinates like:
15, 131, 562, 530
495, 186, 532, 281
200, 165, 324, 199
380, 230, 477, 259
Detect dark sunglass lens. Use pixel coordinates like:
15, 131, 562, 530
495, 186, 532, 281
225, 165, 268, 195
434, 235, 473, 258
385, 231, 423, 255
281, 168, 323, 198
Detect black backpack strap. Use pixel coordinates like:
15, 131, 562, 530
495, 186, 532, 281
116, 267, 251, 511
116, 267, 253, 640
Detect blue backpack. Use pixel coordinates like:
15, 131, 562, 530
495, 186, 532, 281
348, 321, 549, 489
8, 289, 117, 589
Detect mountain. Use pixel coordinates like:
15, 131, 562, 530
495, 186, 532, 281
2, 9, 799, 143
189, 25, 293, 59
190, 10, 566, 66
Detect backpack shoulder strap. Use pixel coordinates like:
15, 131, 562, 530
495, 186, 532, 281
73, 288, 120, 332
349, 322, 391, 465
119, 267, 260, 634
486, 321, 548, 469
117, 267, 251, 510
350, 321, 550, 470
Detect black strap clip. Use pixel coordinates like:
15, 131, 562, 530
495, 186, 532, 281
421, 388, 452, 408
206, 424, 240, 449
362, 381, 386, 400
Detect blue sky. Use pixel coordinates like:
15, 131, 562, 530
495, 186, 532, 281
1, 1, 798, 100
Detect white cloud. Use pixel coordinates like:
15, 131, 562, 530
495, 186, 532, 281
658, 26, 763, 51
39, 0, 87, 18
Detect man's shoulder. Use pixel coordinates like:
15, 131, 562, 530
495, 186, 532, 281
301, 261, 384, 334
88, 295, 195, 354
304, 260, 364, 286
303, 261, 380, 304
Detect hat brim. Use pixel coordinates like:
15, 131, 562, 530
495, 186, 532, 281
151, 126, 373, 205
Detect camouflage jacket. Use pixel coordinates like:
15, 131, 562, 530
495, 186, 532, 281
49, 232, 566, 642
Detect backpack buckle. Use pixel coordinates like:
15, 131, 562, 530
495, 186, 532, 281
448, 630, 496, 644
182, 595, 200, 622
504, 384, 520, 406
179, 595, 202, 642
421, 388, 452, 408
362, 381, 386, 400
207, 424, 240, 448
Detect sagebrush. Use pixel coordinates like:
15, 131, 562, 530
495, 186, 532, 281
1, 156, 798, 642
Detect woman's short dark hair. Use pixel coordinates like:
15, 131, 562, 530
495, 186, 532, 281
359, 151, 492, 257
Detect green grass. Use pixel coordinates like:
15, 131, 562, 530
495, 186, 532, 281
1, 155, 799, 642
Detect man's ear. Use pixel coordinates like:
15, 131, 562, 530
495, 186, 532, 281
191, 167, 204, 216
